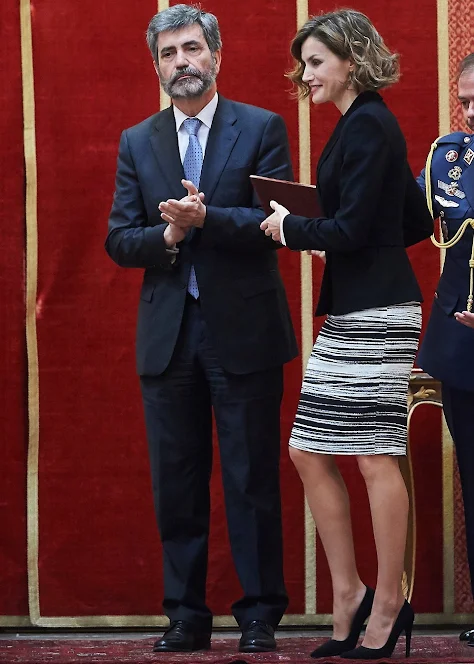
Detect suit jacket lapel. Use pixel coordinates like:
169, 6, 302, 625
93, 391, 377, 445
149, 106, 186, 201
199, 96, 240, 203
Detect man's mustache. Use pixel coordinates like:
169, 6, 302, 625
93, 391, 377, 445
170, 67, 203, 85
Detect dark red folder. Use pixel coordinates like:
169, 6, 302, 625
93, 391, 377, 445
250, 175, 320, 218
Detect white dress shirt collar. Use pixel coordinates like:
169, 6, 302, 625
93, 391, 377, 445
173, 92, 219, 132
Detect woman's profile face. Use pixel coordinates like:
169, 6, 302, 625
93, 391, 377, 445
301, 37, 353, 110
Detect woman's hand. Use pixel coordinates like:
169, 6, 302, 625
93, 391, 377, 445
260, 200, 290, 243
454, 310, 474, 329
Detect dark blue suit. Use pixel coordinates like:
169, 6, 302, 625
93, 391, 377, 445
418, 131, 474, 598
105, 95, 298, 630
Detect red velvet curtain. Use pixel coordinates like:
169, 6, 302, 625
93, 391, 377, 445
1, 0, 471, 626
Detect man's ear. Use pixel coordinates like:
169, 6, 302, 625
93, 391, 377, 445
153, 60, 160, 78
214, 49, 222, 75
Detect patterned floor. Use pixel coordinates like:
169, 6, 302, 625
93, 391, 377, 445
1, 633, 474, 663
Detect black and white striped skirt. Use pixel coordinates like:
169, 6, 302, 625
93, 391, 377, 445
289, 303, 421, 456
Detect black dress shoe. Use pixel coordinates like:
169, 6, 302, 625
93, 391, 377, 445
153, 620, 211, 652
239, 620, 277, 652
460, 627, 474, 641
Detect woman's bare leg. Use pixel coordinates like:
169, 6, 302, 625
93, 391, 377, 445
357, 454, 408, 648
290, 447, 366, 639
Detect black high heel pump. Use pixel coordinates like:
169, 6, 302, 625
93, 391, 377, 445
310, 586, 375, 659
340, 599, 414, 659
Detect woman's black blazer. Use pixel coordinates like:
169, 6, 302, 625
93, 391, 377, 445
283, 91, 433, 316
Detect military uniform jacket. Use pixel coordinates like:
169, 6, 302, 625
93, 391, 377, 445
417, 131, 474, 392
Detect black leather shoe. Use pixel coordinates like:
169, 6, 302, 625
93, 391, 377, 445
239, 620, 277, 652
153, 620, 211, 652
461, 627, 474, 641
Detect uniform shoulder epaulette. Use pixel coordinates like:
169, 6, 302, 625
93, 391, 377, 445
435, 131, 470, 146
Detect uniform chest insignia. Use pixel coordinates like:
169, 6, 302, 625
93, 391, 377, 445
435, 194, 460, 208
438, 179, 466, 198
448, 165, 462, 180
463, 148, 474, 165
445, 149, 459, 162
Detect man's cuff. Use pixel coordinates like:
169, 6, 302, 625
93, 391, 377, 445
165, 246, 179, 264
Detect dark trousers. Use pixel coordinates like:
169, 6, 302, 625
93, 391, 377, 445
442, 383, 474, 598
140, 297, 288, 631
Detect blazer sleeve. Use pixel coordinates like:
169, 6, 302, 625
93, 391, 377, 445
416, 167, 441, 219
105, 130, 175, 269
402, 165, 434, 247
282, 112, 391, 252
199, 113, 293, 251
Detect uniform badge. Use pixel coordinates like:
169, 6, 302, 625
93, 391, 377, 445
445, 150, 458, 162
448, 166, 462, 180
464, 148, 474, 165
435, 194, 460, 208
438, 179, 466, 199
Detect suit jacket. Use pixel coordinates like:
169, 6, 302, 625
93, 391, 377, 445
282, 91, 433, 316
105, 95, 298, 375
417, 131, 474, 392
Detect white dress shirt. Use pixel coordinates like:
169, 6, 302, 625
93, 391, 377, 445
164, 94, 218, 257
173, 92, 218, 162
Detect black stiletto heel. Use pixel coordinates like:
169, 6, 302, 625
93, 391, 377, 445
310, 586, 375, 658
340, 599, 414, 659
405, 619, 413, 658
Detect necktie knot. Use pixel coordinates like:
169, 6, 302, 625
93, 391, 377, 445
183, 117, 201, 137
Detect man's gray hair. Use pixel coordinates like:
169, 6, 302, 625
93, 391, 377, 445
146, 4, 222, 64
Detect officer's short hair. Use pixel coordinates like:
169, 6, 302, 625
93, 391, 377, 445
146, 4, 222, 65
458, 53, 474, 79
288, 9, 399, 99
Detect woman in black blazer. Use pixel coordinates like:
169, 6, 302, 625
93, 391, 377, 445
261, 9, 432, 660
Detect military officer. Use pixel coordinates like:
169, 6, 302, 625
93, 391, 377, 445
417, 53, 474, 642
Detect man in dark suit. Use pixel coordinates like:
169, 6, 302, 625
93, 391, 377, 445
417, 52, 474, 642
105, 3, 297, 654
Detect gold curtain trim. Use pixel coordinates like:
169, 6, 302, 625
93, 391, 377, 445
158, 0, 170, 110
16, 611, 474, 628
295, 0, 315, 616
20, 0, 41, 625
0, 617, 32, 627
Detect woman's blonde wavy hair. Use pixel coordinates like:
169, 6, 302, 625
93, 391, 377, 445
288, 9, 399, 99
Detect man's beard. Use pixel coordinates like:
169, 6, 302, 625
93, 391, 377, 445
160, 60, 217, 99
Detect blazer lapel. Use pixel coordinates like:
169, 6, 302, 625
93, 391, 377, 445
149, 106, 186, 201
317, 91, 384, 178
199, 96, 240, 203
317, 115, 345, 178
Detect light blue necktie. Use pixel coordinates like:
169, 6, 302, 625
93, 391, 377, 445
183, 117, 202, 299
